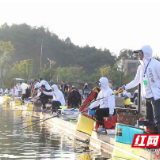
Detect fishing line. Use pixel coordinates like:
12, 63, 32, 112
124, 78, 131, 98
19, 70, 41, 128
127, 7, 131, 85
13, 117, 46, 125
14, 108, 75, 125
14, 112, 60, 133
0, 113, 60, 138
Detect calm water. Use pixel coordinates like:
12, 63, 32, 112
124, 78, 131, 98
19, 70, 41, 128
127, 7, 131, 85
0, 99, 110, 160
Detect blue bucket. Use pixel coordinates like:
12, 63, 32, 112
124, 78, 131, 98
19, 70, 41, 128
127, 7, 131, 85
88, 110, 96, 115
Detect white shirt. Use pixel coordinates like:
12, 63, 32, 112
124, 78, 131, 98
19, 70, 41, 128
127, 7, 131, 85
39, 80, 52, 90
0, 88, 3, 93
22, 89, 26, 94
88, 77, 115, 115
34, 82, 40, 89
4, 89, 8, 94
125, 59, 160, 100
10, 89, 14, 96
14, 86, 19, 96
18, 84, 22, 91
43, 84, 65, 106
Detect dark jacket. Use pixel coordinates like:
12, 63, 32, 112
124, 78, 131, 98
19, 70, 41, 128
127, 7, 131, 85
68, 89, 82, 106
61, 83, 68, 92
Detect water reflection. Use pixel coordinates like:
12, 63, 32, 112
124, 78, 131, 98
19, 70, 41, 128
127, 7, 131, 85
0, 103, 109, 160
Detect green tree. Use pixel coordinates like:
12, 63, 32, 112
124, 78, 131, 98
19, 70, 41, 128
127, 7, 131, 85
118, 49, 138, 60
0, 41, 14, 86
56, 66, 85, 82
99, 65, 111, 77
154, 55, 160, 61
10, 59, 34, 80
0, 23, 116, 74
41, 60, 56, 81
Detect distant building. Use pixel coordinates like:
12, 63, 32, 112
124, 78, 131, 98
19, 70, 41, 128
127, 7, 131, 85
123, 60, 139, 76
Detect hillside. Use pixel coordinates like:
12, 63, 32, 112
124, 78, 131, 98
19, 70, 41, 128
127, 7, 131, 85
0, 23, 116, 74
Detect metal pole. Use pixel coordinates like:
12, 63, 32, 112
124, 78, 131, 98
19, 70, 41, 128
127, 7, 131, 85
50, 60, 51, 81
137, 52, 141, 114
138, 83, 141, 113
47, 58, 52, 82
57, 75, 58, 83
40, 39, 43, 76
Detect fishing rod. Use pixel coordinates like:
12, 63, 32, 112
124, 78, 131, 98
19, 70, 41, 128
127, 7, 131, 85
80, 90, 121, 112
14, 108, 75, 126
14, 112, 60, 133
14, 117, 47, 125
0, 113, 60, 138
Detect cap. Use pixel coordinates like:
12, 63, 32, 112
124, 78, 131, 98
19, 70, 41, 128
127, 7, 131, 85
133, 45, 152, 54
95, 80, 100, 84
133, 50, 143, 53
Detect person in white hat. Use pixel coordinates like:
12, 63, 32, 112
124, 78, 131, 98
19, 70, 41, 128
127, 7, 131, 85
84, 77, 115, 133
42, 84, 65, 112
118, 45, 160, 133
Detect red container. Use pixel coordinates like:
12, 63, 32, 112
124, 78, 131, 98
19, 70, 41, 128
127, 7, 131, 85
95, 116, 116, 130
103, 116, 116, 129
46, 104, 51, 110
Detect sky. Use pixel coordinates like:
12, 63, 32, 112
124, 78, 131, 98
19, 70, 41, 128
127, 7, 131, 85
0, 0, 160, 56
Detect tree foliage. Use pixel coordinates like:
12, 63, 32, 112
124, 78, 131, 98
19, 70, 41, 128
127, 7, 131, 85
0, 23, 116, 74
1, 23, 159, 89
118, 49, 138, 60
0, 41, 14, 86
10, 59, 34, 80
56, 66, 85, 82
41, 60, 56, 81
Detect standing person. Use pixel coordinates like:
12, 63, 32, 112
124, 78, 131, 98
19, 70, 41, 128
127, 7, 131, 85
68, 85, 71, 94
4, 88, 8, 94
14, 85, 19, 97
68, 86, 82, 108
118, 45, 160, 134
0, 88, 3, 95
34, 79, 40, 89
21, 87, 26, 102
17, 82, 22, 96
83, 83, 89, 99
9, 87, 14, 96
61, 81, 68, 94
132, 89, 138, 104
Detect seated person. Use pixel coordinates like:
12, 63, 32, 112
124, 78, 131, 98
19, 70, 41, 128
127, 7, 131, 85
38, 85, 53, 110
42, 84, 65, 112
84, 77, 115, 133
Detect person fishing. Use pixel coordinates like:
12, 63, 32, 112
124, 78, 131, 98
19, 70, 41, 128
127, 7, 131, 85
38, 85, 53, 111
118, 45, 160, 134
42, 84, 65, 112
84, 77, 115, 133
